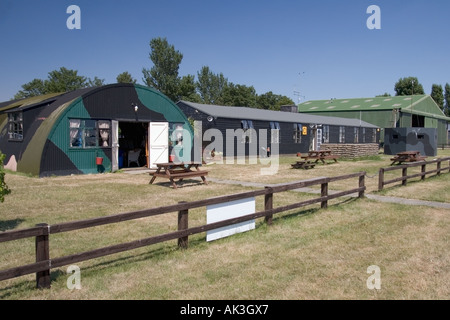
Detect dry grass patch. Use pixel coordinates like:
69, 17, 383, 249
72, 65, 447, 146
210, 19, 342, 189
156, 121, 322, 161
379, 170, 450, 203
206, 154, 386, 193
2, 196, 448, 300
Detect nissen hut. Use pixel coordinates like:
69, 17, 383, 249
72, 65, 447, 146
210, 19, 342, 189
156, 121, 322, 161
0, 84, 193, 177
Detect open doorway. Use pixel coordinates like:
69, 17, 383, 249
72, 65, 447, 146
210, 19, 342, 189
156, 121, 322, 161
412, 114, 425, 127
118, 122, 149, 169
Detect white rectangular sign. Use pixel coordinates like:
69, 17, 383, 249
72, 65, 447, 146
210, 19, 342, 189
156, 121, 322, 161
206, 197, 256, 242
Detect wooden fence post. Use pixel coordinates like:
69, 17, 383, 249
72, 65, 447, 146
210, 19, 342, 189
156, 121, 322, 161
264, 187, 273, 226
321, 182, 328, 209
421, 163, 426, 181
177, 202, 189, 249
402, 167, 408, 186
35, 223, 50, 289
359, 174, 365, 199
378, 168, 384, 191
437, 159, 441, 176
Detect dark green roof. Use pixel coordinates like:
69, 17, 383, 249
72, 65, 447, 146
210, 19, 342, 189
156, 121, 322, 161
299, 95, 450, 121
0, 93, 64, 113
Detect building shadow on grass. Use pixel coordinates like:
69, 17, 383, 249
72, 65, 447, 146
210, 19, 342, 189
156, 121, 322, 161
0, 219, 25, 232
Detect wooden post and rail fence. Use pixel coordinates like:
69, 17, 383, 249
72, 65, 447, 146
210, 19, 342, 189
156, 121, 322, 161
0, 172, 366, 289
378, 157, 450, 191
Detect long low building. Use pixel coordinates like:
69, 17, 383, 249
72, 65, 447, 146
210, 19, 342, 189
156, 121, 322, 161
177, 101, 380, 158
298, 95, 450, 146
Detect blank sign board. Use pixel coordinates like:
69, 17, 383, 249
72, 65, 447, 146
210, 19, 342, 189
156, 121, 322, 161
206, 197, 256, 242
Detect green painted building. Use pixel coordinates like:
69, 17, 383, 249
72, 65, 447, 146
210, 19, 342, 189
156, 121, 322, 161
298, 95, 450, 145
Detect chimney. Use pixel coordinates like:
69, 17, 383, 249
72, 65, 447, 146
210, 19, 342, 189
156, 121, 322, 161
280, 105, 298, 113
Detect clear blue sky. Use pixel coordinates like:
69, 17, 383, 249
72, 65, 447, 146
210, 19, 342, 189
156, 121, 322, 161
1, 0, 449, 103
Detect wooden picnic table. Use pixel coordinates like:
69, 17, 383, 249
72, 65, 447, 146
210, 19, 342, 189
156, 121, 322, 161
301, 150, 339, 164
390, 151, 427, 165
149, 162, 209, 189
291, 160, 316, 170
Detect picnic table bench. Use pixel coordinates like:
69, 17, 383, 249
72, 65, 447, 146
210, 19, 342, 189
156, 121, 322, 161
149, 162, 209, 189
291, 160, 316, 170
390, 151, 427, 165
301, 150, 339, 164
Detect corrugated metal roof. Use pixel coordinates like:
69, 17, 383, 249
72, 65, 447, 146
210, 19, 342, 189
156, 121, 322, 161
298, 95, 450, 121
1, 88, 96, 113
179, 101, 379, 128
0, 93, 64, 113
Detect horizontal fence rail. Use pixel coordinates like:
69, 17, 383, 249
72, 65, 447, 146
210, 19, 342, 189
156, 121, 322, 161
378, 157, 450, 191
0, 172, 366, 289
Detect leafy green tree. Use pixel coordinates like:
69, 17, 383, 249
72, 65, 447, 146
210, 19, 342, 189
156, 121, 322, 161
116, 71, 137, 84
196, 66, 228, 104
257, 91, 294, 111
14, 67, 105, 99
14, 79, 46, 99
178, 75, 201, 102
44, 67, 88, 93
444, 83, 450, 116
430, 84, 444, 111
394, 77, 424, 96
276, 96, 295, 110
376, 93, 391, 97
142, 37, 183, 101
222, 83, 257, 107
0, 151, 11, 203
86, 76, 105, 87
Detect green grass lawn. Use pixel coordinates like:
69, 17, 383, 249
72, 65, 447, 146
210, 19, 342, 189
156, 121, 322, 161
0, 152, 449, 300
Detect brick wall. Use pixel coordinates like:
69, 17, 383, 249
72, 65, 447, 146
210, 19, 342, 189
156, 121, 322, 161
321, 143, 379, 159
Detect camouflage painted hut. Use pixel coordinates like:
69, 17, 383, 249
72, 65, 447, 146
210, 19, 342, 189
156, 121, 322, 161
0, 84, 192, 177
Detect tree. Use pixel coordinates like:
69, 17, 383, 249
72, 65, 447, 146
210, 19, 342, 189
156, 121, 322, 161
116, 71, 137, 84
222, 83, 257, 107
86, 76, 105, 88
0, 151, 11, 203
444, 83, 450, 116
44, 67, 88, 93
14, 79, 46, 99
178, 75, 201, 102
142, 37, 183, 101
430, 84, 444, 111
394, 77, 425, 96
257, 91, 294, 111
14, 67, 105, 99
196, 66, 228, 104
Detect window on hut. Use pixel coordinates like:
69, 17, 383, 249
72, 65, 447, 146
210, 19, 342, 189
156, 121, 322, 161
70, 119, 111, 149
270, 121, 280, 143
354, 127, 359, 143
339, 126, 346, 143
241, 120, 254, 143
293, 124, 302, 143
323, 125, 330, 143
372, 129, 377, 143
8, 112, 23, 141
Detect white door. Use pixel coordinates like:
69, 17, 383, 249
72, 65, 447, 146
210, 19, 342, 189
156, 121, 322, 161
149, 122, 169, 169
316, 128, 322, 151
111, 120, 119, 172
